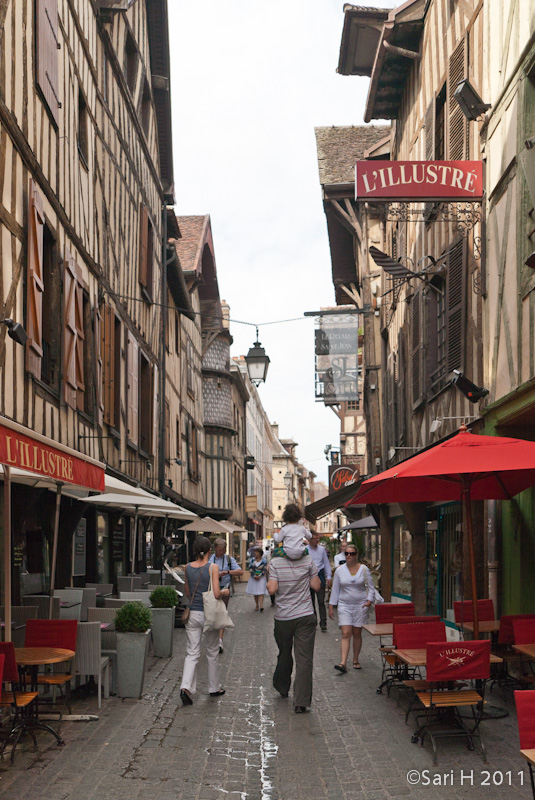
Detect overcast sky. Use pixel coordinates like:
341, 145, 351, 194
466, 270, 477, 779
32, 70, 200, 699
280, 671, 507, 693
168, 1, 395, 483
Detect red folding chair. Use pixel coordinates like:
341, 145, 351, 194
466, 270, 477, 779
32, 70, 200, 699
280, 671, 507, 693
375, 602, 415, 624
514, 690, 535, 799
0, 642, 41, 762
392, 616, 441, 647
395, 620, 446, 650
493, 614, 535, 690
454, 599, 495, 625
25, 619, 77, 715
374, 603, 415, 694
411, 640, 491, 765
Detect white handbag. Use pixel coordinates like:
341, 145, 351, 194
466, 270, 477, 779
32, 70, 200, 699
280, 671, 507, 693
364, 565, 385, 604
202, 564, 235, 632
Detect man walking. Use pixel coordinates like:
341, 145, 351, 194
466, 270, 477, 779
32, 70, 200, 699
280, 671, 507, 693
334, 537, 348, 569
208, 538, 243, 652
308, 531, 332, 631
267, 548, 320, 714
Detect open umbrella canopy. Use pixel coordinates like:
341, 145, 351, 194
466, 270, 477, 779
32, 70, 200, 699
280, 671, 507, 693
347, 430, 535, 506
180, 517, 229, 533
83, 492, 196, 519
339, 515, 378, 531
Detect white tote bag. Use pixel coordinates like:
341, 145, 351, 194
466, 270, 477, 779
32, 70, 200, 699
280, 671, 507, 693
202, 564, 235, 632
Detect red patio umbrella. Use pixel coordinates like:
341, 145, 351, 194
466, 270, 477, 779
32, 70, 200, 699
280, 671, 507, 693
347, 427, 535, 638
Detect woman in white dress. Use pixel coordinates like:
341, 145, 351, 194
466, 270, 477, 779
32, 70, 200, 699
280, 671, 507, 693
246, 547, 268, 611
328, 545, 374, 671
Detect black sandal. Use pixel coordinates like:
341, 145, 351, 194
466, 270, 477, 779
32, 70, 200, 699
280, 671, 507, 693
209, 689, 226, 697
334, 664, 347, 674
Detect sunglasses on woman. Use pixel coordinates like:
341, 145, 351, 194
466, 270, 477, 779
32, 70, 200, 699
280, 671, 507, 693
345, 551, 357, 556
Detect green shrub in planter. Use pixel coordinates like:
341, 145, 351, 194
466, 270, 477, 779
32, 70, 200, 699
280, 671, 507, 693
150, 586, 179, 608
114, 601, 151, 632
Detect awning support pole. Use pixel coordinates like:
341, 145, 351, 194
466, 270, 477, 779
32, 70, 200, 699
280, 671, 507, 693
49, 483, 63, 619
3, 464, 11, 642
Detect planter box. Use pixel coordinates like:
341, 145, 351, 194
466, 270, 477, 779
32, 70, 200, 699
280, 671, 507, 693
116, 629, 150, 698
151, 607, 175, 657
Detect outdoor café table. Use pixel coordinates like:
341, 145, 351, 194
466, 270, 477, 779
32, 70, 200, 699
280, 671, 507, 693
513, 644, 535, 659
14, 647, 75, 746
457, 620, 501, 647
363, 623, 393, 636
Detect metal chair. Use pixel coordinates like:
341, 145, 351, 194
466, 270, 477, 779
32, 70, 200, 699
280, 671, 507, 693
87, 608, 117, 695
73, 622, 110, 709
22, 595, 60, 620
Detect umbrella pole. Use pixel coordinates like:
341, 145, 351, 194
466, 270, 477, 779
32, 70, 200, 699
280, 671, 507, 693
161, 515, 169, 585
130, 507, 139, 591
49, 483, 63, 619
463, 484, 480, 639
3, 464, 12, 642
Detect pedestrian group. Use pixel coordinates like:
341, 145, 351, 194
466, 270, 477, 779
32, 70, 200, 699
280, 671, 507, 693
179, 505, 374, 713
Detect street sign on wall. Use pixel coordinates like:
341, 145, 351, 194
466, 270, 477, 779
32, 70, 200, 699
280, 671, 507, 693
314, 312, 360, 405
355, 160, 483, 201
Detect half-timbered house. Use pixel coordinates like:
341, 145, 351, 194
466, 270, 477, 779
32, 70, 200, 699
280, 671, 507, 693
328, 0, 487, 622
0, 0, 177, 594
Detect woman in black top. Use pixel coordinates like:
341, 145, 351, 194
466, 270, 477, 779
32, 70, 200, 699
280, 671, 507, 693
180, 536, 229, 705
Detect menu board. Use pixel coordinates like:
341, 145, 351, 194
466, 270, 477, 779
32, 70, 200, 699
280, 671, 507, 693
112, 525, 125, 561
72, 518, 87, 577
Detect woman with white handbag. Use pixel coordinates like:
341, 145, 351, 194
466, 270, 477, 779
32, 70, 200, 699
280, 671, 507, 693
180, 536, 229, 705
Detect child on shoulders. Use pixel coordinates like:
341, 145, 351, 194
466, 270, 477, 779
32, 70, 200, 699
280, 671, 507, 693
272, 503, 311, 560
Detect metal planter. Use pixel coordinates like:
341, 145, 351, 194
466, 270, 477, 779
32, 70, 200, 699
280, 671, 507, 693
116, 630, 150, 698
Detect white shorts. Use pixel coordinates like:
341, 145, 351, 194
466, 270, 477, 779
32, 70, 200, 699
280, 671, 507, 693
337, 601, 369, 628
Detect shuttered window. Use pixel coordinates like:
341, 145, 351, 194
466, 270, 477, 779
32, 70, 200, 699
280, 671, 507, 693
411, 289, 425, 407
139, 351, 151, 454
94, 304, 104, 426
448, 39, 468, 160
138, 205, 154, 302
446, 239, 466, 373
126, 331, 139, 446
26, 181, 45, 378
63, 248, 78, 408
152, 364, 159, 458
35, 0, 61, 126
74, 271, 85, 411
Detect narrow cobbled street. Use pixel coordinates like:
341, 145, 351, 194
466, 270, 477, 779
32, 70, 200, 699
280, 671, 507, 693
1, 584, 532, 800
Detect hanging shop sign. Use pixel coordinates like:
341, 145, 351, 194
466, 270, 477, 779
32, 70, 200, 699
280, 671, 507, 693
355, 160, 483, 201
315, 312, 360, 405
329, 465, 359, 494
0, 419, 105, 491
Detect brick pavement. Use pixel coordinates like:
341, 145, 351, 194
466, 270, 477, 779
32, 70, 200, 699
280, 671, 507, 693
1, 585, 532, 800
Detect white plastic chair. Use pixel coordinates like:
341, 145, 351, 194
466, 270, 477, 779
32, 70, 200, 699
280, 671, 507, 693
87, 608, 117, 695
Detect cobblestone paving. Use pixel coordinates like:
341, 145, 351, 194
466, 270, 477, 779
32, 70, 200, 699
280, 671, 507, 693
1, 585, 532, 799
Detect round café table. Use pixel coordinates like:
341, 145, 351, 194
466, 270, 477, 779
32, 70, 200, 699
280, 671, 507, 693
14, 646, 75, 746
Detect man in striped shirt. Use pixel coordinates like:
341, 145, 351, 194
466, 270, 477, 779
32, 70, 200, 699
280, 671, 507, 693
267, 553, 320, 714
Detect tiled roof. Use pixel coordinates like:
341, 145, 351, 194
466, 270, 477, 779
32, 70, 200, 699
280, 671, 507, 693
315, 126, 390, 185
174, 216, 208, 273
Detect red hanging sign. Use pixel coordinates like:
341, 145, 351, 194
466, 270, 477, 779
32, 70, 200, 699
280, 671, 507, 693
0, 422, 105, 491
355, 160, 483, 201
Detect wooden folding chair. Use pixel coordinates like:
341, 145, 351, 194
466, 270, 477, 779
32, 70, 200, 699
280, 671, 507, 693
514, 690, 535, 799
492, 614, 535, 690
411, 640, 490, 765
25, 619, 77, 716
0, 643, 40, 762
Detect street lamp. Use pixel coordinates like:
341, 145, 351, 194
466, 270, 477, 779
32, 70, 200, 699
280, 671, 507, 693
283, 470, 291, 502
0, 318, 28, 346
245, 327, 270, 386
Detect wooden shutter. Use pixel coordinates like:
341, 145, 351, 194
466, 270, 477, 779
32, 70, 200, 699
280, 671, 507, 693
396, 340, 406, 446
385, 354, 395, 452
139, 204, 148, 289
152, 364, 159, 458
26, 181, 44, 378
424, 101, 435, 160
448, 39, 468, 160
74, 268, 85, 410
411, 289, 425, 407
446, 239, 466, 373
35, 0, 61, 126
94, 303, 104, 426
126, 331, 139, 446
63, 248, 78, 408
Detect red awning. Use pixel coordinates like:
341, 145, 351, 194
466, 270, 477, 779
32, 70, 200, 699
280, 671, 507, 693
0, 418, 105, 491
